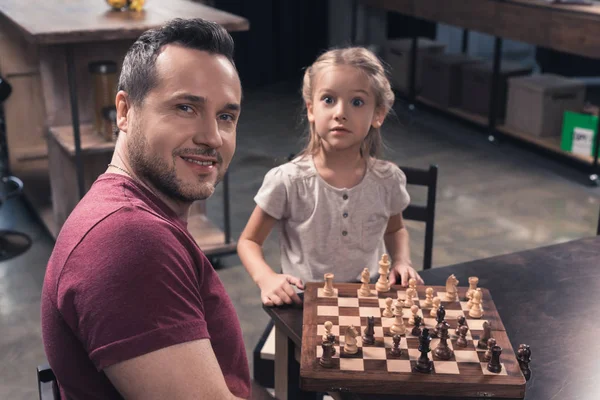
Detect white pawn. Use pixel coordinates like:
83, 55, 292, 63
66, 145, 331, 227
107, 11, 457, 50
383, 297, 394, 317
424, 287, 434, 308
468, 288, 483, 309
408, 278, 417, 294
403, 288, 415, 308
322, 321, 333, 342
430, 296, 441, 317
466, 276, 479, 300
469, 289, 484, 318
358, 268, 371, 297
390, 304, 406, 335
408, 305, 419, 326
466, 291, 474, 309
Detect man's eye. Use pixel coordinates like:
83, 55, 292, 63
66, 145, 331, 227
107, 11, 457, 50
177, 105, 193, 113
352, 98, 364, 107
219, 114, 235, 122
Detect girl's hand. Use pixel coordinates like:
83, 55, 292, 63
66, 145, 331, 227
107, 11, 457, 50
389, 263, 424, 287
257, 272, 304, 307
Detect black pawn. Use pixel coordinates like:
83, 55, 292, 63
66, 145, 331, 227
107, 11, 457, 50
391, 334, 402, 357
327, 332, 336, 356
362, 316, 375, 345
487, 345, 503, 373
320, 341, 335, 368
455, 315, 466, 336
517, 344, 532, 381
456, 325, 469, 348
411, 315, 423, 337
415, 328, 433, 373
436, 304, 446, 324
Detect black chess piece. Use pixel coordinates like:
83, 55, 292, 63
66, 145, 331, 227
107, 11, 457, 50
391, 334, 402, 357
434, 321, 454, 360
327, 332, 336, 356
487, 345, 503, 373
415, 328, 433, 373
455, 315, 466, 336
320, 341, 335, 368
362, 316, 375, 345
484, 338, 496, 361
456, 325, 469, 348
517, 344, 532, 381
436, 304, 446, 324
411, 315, 422, 337
477, 321, 492, 349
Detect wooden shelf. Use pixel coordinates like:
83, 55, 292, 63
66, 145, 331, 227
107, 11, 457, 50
187, 213, 236, 257
417, 96, 488, 127
13, 145, 48, 162
497, 124, 595, 165
48, 124, 115, 156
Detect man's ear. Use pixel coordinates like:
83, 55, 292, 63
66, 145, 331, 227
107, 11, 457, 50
116, 91, 131, 133
306, 101, 315, 123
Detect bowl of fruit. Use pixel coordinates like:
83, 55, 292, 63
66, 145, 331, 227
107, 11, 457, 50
106, 0, 145, 12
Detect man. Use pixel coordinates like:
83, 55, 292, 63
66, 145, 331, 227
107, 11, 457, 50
41, 18, 250, 399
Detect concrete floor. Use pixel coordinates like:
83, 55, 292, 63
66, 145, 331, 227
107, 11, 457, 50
1, 81, 599, 399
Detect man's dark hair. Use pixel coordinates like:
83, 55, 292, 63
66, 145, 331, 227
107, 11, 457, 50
118, 18, 236, 106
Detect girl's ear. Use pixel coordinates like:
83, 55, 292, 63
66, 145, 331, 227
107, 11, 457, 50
371, 106, 386, 129
306, 101, 315, 123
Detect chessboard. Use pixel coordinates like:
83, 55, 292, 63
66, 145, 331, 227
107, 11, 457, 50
300, 282, 527, 398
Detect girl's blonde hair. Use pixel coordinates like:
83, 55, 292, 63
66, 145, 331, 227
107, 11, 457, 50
298, 46, 395, 159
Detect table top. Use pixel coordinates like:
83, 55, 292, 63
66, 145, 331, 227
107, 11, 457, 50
0, 0, 249, 45
264, 236, 600, 400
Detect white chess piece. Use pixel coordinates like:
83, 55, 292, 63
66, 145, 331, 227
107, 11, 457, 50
390, 304, 406, 335
358, 268, 371, 297
430, 296, 441, 317
408, 278, 417, 294
408, 305, 419, 326
466, 276, 479, 300
323, 273, 335, 296
344, 325, 359, 354
469, 289, 484, 318
383, 297, 394, 317
376, 254, 391, 292
466, 291, 474, 309
445, 274, 459, 301
424, 287, 434, 307
403, 288, 415, 308
468, 288, 483, 310
322, 321, 333, 342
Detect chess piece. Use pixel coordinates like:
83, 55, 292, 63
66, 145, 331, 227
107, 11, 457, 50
455, 315, 467, 336
344, 325, 359, 354
469, 289, 484, 318
320, 341, 335, 368
468, 288, 483, 310
445, 274, 459, 301
466, 276, 479, 301
487, 345, 503, 373
411, 315, 422, 337
323, 273, 335, 296
403, 288, 415, 308
424, 287, 434, 307
477, 321, 492, 349
433, 320, 454, 360
362, 316, 376, 345
358, 268, 371, 297
415, 328, 433, 373
408, 278, 417, 293
432, 304, 445, 338
390, 303, 406, 335
484, 337, 497, 362
383, 297, 394, 317
408, 305, 419, 326
390, 334, 402, 357
323, 321, 336, 355
456, 325, 469, 348
466, 291, 474, 309
430, 296, 441, 317
376, 254, 391, 292
517, 344, 532, 381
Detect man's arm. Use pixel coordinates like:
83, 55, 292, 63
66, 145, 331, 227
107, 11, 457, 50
105, 339, 245, 400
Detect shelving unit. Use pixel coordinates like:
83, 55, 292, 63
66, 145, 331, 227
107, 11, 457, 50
360, 0, 600, 185
0, 1, 249, 255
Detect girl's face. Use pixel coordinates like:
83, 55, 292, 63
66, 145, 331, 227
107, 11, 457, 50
306, 65, 385, 155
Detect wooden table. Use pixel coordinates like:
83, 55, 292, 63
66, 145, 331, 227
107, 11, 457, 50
358, 0, 600, 185
264, 235, 600, 399
0, 0, 248, 255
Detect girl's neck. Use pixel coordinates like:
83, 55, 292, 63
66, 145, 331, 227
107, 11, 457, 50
314, 146, 367, 189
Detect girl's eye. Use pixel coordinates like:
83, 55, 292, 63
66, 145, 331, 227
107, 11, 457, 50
352, 98, 364, 107
322, 96, 334, 105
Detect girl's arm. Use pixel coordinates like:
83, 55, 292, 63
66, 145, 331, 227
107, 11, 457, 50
237, 205, 304, 306
384, 213, 424, 287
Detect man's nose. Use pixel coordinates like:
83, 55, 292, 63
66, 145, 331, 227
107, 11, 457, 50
193, 117, 223, 148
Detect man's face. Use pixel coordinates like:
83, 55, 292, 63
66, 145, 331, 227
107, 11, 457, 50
127, 45, 241, 202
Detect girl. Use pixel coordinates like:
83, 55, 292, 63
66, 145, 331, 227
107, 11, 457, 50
238, 47, 424, 307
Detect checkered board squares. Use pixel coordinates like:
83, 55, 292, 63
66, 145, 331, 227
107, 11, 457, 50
301, 283, 526, 397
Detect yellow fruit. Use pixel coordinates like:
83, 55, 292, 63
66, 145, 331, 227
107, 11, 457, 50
129, 0, 146, 12
106, 0, 128, 10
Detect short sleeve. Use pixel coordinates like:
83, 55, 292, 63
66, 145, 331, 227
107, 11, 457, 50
57, 210, 209, 371
390, 166, 411, 215
254, 167, 289, 219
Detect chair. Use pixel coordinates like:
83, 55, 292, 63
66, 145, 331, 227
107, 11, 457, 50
400, 164, 438, 270
0, 176, 32, 261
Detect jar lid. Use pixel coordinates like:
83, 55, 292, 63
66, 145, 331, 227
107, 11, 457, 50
88, 61, 118, 74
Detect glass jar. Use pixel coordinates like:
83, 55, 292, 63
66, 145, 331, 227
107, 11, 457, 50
89, 61, 118, 141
